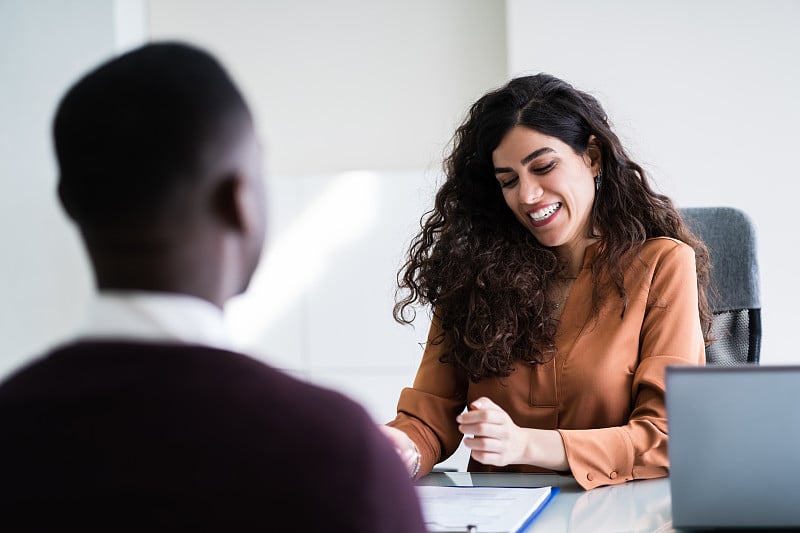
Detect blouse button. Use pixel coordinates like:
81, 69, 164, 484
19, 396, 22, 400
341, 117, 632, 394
609, 471, 618, 479
586, 473, 594, 481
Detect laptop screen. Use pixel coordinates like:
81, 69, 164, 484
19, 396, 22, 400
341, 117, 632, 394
666, 365, 800, 529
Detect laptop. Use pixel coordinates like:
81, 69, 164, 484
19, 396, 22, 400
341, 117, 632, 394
665, 365, 800, 530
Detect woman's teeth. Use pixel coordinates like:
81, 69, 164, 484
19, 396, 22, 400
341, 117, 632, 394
529, 203, 561, 222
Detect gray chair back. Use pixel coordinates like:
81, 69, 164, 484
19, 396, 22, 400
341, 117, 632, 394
680, 207, 761, 365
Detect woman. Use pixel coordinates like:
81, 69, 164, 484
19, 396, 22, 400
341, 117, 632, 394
381, 73, 711, 490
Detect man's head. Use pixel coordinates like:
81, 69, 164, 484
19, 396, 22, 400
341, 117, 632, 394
54, 42, 266, 306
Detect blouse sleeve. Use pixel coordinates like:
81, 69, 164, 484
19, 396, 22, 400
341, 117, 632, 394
387, 317, 468, 478
558, 241, 706, 489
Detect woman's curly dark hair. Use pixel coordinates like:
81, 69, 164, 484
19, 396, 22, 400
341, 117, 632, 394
394, 73, 712, 382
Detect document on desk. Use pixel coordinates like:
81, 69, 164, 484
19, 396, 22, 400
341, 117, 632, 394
416, 485, 557, 533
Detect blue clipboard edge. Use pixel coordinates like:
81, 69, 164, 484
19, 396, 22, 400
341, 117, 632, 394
418, 483, 560, 532
515, 486, 559, 532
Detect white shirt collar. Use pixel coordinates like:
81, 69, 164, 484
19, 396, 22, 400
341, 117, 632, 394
75, 290, 233, 350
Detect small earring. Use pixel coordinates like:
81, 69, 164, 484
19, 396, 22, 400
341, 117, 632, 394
594, 169, 603, 192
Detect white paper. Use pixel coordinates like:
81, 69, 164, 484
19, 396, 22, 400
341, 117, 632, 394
416, 485, 553, 533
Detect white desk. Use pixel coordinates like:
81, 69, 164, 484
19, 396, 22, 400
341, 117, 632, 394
418, 472, 674, 532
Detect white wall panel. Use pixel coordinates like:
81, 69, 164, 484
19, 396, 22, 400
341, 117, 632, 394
0, 0, 138, 378
507, 0, 800, 363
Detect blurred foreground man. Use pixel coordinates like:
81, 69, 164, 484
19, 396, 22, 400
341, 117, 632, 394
0, 42, 425, 533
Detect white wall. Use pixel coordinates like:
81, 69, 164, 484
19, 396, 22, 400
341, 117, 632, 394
147, 0, 508, 176
0, 0, 142, 379
507, 0, 800, 364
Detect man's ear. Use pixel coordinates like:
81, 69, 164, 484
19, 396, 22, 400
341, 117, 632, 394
56, 177, 79, 222
213, 173, 253, 234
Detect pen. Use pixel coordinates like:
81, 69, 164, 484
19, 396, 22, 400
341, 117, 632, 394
427, 524, 477, 532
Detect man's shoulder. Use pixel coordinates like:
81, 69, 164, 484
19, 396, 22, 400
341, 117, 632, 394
0, 339, 381, 458
1, 340, 274, 388
0, 340, 425, 532
1, 340, 367, 419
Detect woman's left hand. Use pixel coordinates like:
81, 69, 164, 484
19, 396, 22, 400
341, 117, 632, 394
457, 396, 569, 471
456, 396, 528, 466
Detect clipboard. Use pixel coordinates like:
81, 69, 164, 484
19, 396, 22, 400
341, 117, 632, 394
416, 484, 558, 533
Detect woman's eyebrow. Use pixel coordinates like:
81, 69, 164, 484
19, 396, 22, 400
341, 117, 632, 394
494, 147, 555, 174
521, 147, 555, 166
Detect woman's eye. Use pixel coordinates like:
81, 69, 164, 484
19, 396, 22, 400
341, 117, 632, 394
500, 176, 518, 189
533, 161, 555, 174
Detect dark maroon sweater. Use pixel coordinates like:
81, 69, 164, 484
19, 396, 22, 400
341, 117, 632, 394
0, 341, 425, 532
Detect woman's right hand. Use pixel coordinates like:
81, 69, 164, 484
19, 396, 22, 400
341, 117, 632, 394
378, 425, 421, 477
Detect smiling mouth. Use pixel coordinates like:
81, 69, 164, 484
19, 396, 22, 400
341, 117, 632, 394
529, 202, 562, 222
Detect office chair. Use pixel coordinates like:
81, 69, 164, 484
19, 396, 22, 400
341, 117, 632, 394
681, 207, 761, 365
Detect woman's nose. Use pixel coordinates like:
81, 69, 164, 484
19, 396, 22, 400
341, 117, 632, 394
519, 174, 543, 204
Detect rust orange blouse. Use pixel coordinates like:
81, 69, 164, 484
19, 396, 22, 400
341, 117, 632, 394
389, 237, 705, 490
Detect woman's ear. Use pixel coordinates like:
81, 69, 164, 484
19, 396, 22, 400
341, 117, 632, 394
586, 135, 602, 175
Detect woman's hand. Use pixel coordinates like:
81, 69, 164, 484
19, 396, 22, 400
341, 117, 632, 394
457, 397, 528, 466
378, 425, 421, 477
457, 396, 568, 471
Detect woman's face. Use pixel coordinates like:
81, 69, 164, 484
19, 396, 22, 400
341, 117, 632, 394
492, 125, 599, 259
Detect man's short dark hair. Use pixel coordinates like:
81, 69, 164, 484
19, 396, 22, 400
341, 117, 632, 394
54, 42, 250, 228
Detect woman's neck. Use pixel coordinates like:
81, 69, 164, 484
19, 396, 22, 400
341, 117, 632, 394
555, 237, 598, 278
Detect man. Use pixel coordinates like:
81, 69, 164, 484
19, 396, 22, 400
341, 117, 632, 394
0, 42, 426, 532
